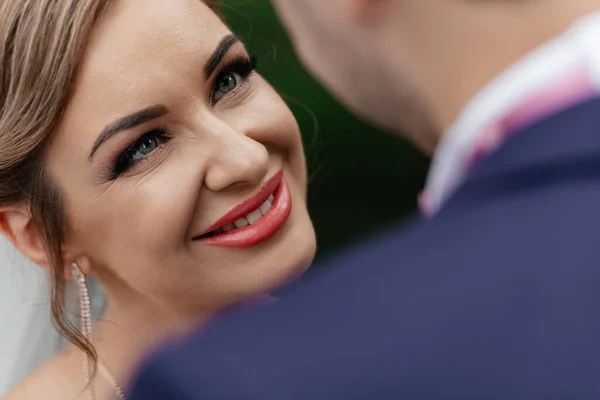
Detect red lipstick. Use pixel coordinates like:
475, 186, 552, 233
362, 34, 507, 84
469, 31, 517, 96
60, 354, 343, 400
196, 171, 292, 248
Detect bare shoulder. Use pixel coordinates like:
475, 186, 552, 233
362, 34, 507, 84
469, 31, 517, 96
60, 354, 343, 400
4, 347, 87, 400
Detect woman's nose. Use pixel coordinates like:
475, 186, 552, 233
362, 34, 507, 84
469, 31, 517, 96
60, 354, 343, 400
204, 128, 270, 193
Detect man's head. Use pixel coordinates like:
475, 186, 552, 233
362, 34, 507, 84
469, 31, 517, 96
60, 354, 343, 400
270, 0, 600, 154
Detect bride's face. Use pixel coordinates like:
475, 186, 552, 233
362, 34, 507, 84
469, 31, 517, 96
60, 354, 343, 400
46, 0, 316, 311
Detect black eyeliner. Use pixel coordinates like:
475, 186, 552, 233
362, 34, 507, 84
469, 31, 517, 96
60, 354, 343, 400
109, 127, 170, 180
211, 55, 258, 103
220, 55, 258, 77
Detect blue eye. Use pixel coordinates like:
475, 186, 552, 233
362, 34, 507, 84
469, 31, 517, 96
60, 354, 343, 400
215, 71, 241, 97
110, 128, 169, 180
129, 135, 159, 162
211, 56, 258, 103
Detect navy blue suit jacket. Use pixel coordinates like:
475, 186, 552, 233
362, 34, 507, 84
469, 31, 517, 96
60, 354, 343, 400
129, 99, 600, 399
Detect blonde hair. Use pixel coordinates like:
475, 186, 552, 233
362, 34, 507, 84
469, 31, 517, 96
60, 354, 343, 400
0, 0, 220, 370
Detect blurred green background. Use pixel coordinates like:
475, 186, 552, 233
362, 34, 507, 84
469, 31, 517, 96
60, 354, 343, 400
222, 1, 430, 264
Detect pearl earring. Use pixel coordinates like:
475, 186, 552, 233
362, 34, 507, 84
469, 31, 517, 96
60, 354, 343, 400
73, 262, 94, 399
72, 263, 126, 400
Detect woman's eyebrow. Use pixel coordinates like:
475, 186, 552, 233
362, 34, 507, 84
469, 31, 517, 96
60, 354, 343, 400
204, 33, 240, 79
88, 104, 168, 161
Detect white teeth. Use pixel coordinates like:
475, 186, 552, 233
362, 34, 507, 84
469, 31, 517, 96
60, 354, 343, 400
212, 193, 275, 235
234, 218, 249, 228
259, 200, 272, 215
246, 209, 263, 224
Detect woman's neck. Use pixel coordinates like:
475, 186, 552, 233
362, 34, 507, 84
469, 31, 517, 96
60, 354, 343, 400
85, 286, 276, 390
91, 299, 213, 386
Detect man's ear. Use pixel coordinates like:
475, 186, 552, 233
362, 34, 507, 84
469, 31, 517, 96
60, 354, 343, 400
347, 0, 390, 22
0, 205, 51, 270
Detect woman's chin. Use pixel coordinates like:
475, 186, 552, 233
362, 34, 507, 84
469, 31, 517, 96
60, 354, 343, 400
251, 203, 316, 293
244, 237, 316, 303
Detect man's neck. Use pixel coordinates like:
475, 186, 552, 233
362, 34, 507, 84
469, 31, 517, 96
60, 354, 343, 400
392, 0, 600, 136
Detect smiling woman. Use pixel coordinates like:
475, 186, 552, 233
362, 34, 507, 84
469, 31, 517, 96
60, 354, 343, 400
0, 0, 316, 399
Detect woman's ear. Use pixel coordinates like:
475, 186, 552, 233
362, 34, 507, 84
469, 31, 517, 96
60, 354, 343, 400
0, 205, 51, 270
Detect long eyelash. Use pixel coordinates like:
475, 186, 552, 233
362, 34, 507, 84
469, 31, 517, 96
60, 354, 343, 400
211, 55, 258, 103
223, 55, 258, 78
109, 127, 171, 180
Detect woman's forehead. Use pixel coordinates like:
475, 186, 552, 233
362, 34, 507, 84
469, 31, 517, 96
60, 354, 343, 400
84, 0, 229, 70
50, 0, 232, 170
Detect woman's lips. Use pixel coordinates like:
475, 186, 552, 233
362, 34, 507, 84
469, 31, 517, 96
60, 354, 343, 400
196, 172, 292, 248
